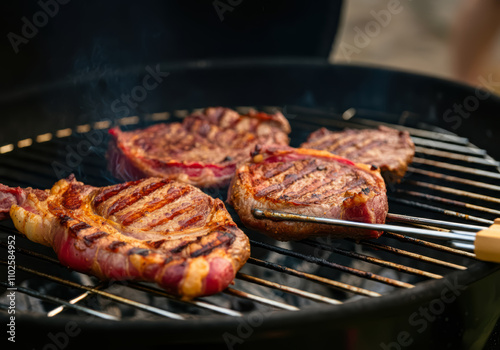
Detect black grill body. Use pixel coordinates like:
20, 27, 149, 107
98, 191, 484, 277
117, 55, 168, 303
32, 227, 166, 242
1, 61, 500, 349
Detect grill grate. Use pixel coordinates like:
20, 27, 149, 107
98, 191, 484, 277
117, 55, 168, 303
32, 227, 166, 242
0, 106, 498, 322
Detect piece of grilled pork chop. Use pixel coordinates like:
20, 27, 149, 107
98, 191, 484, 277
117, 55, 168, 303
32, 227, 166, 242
228, 146, 388, 241
108, 107, 291, 188
301, 126, 415, 182
0, 175, 250, 298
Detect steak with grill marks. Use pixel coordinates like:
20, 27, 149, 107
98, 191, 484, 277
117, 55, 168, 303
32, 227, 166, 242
301, 126, 415, 182
108, 107, 291, 187
228, 146, 388, 241
0, 175, 250, 298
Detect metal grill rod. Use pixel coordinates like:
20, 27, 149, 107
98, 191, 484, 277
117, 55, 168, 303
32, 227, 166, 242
236, 272, 342, 305
414, 146, 500, 167
47, 282, 106, 317
356, 239, 468, 270
0, 281, 119, 321
407, 167, 500, 192
412, 157, 500, 180
127, 282, 243, 317
0, 261, 186, 320
0, 238, 242, 317
247, 257, 380, 297
382, 232, 476, 259
224, 288, 299, 311
300, 239, 443, 279
395, 189, 500, 216
0, 232, 337, 315
410, 138, 486, 156
388, 197, 495, 225
250, 240, 414, 289
406, 180, 500, 205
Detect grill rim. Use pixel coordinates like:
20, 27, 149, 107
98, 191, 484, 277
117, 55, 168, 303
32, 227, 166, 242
5, 261, 499, 340
1, 60, 500, 347
0, 57, 500, 159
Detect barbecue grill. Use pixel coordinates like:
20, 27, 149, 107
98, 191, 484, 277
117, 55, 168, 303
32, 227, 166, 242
1, 60, 500, 350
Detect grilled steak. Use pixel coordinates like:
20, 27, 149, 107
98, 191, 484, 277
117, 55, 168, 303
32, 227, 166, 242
108, 107, 291, 187
301, 126, 415, 182
0, 184, 47, 221
228, 146, 388, 241
0, 175, 250, 298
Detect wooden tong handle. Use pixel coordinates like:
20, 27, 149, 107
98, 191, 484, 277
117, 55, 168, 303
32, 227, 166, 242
475, 218, 500, 263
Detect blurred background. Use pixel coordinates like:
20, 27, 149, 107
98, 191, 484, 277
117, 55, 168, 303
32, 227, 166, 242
3, 0, 500, 95
331, 0, 500, 93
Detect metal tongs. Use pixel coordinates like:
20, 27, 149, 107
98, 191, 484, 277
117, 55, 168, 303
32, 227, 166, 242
252, 209, 500, 263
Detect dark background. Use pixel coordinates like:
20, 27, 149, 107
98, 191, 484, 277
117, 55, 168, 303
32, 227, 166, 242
0, 0, 342, 98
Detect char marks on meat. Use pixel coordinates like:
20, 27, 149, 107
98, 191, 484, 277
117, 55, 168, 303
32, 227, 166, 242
0, 175, 250, 298
301, 126, 415, 182
108, 107, 291, 187
228, 146, 388, 241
